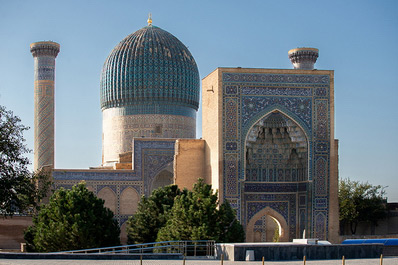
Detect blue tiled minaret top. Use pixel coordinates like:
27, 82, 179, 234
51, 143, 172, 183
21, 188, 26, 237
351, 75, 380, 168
100, 25, 200, 112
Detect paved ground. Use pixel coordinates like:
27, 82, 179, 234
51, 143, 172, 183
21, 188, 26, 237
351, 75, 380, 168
0, 258, 397, 265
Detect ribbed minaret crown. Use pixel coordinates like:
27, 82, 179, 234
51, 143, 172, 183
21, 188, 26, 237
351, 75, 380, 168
30, 41, 60, 58
288, 47, 319, 70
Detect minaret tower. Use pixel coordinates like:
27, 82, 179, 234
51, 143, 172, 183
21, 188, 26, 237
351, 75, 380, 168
30, 41, 60, 171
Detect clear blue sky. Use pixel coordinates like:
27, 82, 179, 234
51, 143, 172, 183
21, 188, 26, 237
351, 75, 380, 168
1, 0, 397, 201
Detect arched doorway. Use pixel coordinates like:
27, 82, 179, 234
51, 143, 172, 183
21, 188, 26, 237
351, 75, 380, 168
245, 111, 308, 182
246, 206, 289, 242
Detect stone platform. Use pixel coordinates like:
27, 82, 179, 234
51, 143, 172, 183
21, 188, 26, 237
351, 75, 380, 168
216, 242, 383, 261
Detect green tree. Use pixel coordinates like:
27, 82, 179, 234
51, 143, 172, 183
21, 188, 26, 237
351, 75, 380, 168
217, 200, 246, 243
0, 105, 50, 216
24, 182, 120, 252
126, 185, 183, 244
156, 179, 244, 243
339, 178, 387, 235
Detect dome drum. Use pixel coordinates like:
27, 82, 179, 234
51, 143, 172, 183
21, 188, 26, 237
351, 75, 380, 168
102, 109, 195, 164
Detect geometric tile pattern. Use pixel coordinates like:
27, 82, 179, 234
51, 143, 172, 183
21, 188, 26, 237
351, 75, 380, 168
245, 193, 297, 240
132, 139, 175, 197
241, 96, 312, 129
100, 25, 200, 111
221, 71, 332, 240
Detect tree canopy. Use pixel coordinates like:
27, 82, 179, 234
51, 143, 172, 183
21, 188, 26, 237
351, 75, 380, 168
24, 182, 120, 252
127, 180, 245, 244
126, 185, 183, 244
339, 178, 387, 234
0, 105, 50, 216
156, 179, 245, 243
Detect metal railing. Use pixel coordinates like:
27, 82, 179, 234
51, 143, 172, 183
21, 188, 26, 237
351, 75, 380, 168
51, 240, 215, 258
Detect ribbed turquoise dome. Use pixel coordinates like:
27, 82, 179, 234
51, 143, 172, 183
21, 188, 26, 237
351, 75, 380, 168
100, 25, 200, 112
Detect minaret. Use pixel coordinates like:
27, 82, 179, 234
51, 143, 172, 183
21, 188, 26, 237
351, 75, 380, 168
288, 47, 319, 70
30, 41, 60, 171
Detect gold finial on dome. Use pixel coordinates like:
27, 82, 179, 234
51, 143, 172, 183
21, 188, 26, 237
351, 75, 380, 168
147, 13, 152, 25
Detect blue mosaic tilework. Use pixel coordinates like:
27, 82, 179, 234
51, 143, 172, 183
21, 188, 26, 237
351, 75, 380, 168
247, 201, 289, 222
242, 86, 312, 96
53, 139, 175, 195
225, 85, 238, 94
54, 139, 175, 199
315, 141, 329, 153
52, 170, 139, 181
35, 56, 56, 81
225, 197, 241, 220
107, 105, 196, 118
225, 154, 238, 196
244, 183, 304, 193
221, 71, 332, 240
315, 87, 329, 97
299, 195, 306, 206
120, 185, 141, 194
226, 142, 237, 150
54, 184, 73, 190
315, 211, 327, 240
97, 185, 117, 194
143, 151, 174, 195
315, 100, 329, 140
315, 198, 328, 208
223, 73, 330, 84
100, 25, 200, 111
245, 193, 297, 240
241, 96, 312, 129
132, 139, 176, 196
133, 139, 175, 177
225, 99, 239, 139
298, 183, 308, 192
315, 157, 328, 196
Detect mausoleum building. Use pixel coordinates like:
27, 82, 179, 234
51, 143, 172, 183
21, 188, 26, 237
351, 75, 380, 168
33, 20, 339, 244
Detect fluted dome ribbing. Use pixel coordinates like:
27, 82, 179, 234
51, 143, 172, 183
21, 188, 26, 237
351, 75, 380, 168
100, 25, 200, 111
